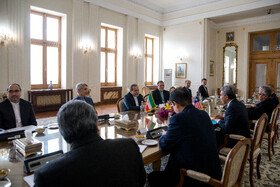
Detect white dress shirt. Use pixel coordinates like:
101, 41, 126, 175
11, 101, 22, 127
133, 96, 139, 106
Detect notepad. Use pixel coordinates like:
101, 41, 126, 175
138, 145, 147, 153
24, 174, 34, 187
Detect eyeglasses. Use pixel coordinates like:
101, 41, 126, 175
8, 90, 20, 93
159, 85, 165, 87
258, 93, 263, 96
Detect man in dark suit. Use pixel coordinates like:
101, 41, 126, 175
74, 82, 97, 114
148, 87, 221, 187
151, 81, 170, 105
123, 84, 145, 111
267, 84, 279, 106
184, 80, 192, 98
34, 100, 146, 187
213, 85, 250, 147
0, 83, 37, 130
247, 86, 275, 122
198, 78, 209, 100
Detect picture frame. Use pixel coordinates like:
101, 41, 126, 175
210, 60, 215, 76
226, 32, 234, 42
175, 63, 187, 78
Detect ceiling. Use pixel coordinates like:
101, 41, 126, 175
87, 0, 280, 25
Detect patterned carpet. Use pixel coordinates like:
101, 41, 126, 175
37, 117, 280, 186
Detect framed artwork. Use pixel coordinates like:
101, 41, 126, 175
210, 60, 215, 76
175, 63, 187, 78
226, 32, 234, 42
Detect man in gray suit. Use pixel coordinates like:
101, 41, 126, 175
34, 100, 146, 187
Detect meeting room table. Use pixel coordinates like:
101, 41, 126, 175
0, 111, 168, 186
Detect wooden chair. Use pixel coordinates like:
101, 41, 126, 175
263, 104, 280, 161
141, 86, 151, 96
176, 138, 251, 187
116, 97, 124, 113
144, 94, 149, 102
169, 86, 175, 94
219, 113, 268, 187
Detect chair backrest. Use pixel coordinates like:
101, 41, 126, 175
251, 113, 268, 152
116, 97, 124, 113
144, 94, 149, 102
141, 86, 151, 96
169, 86, 175, 94
222, 138, 251, 187
268, 104, 280, 131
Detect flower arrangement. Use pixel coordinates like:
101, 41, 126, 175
158, 103, 174, 119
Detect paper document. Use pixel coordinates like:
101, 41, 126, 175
138, 145, 147, 153
24, 174, 34, 187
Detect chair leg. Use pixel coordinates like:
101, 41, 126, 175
256, 154, 261, 179
249, 158, 254, 187
272, 136, 275, 155
268, 136, 271, 161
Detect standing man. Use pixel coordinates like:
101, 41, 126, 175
74, 82, 97, 114
148, 87, 221, 187
184, 80, 192, 98
151, 81, 170, 106
34, 100, 146, 187
213, 85, 250, 147
198, 78, 209, 100
0, 83, 37, 130
123, 84, 145, 111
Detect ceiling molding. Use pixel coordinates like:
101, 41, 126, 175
216, 13, 280, 28
85, 0, 280, 27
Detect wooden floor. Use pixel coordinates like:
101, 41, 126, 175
35, 103, 118, 119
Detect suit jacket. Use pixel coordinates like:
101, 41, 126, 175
184, 86, 192, 98
74, 96, 97, 114
198, 85, 209, 100
151, 89, 170, 105
159, 105, 221, 185
271, 93, 279, 106
0, 99, 37, 130
217, 99, 250, 138
123, 92, 144, 111
34, 134, 146, 187
247, 98, 275, 121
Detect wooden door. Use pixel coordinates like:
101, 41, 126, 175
249, 29, 280, 98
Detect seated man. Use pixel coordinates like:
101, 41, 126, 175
213, 85, 250, 147
0, 83, 37, 130
151, 81, 170, 105
34, 101, 146, 186
123, 84, 144, 111
198, 78, 209, 100
267, 84, 279, 106
74, 82, 97, 114
247, 86, 275, 122
148, 87, 221, 187
184, 80, 192, 98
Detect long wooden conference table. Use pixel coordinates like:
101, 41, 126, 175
0, 111, 167, 186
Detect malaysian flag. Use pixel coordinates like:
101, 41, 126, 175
193, 94, 203, 110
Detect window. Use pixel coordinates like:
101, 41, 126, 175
145, 37, 154, 85
30, 10, 61, 89
100, 26, 117, 86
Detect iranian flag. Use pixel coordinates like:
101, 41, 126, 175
145, 93, 156, 113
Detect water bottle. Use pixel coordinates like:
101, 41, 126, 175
140, 101, 145, 114
49, 81, 53, 90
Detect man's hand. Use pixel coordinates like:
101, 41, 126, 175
162, 130, 167, 135
213, 115, 224, 120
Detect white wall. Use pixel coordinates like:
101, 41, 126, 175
162, 20, 204, 95
0, 0, 162, 102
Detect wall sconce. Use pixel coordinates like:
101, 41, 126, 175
177, 55, 189, 61
0, 32, 12, 46
131, 49, 142, 62
79, 41, 93, 54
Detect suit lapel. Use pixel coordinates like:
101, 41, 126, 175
6, 100, 16, 126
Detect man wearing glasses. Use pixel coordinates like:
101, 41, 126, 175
0, 83, 37, 130
152, 81, 170, 105
247, 86, 276, 124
